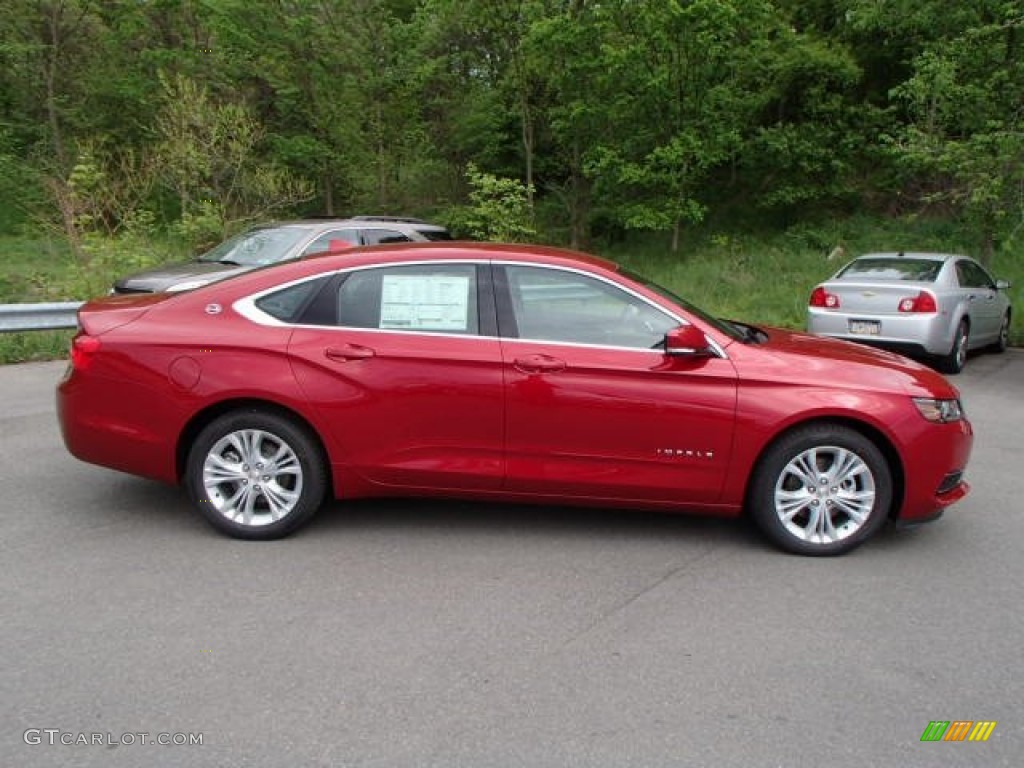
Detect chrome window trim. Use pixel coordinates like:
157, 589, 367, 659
495, 260, 727, 358
233, 258, 729, 359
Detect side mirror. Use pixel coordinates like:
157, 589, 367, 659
996, 279, 1011, 290
664, 324, 712, 357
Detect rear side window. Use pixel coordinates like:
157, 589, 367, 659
362, 229, 413, 245
837, 258, 942, 282
255, 276, 331, 322
336, 264, 478, 334
416, 229, 453, 242
956, 260, 995, 289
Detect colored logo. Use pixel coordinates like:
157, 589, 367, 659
920, 721, 997, 742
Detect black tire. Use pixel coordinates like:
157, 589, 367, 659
938, 320, 968, 374
992, 311, 1010, 354
186, 409, 327, 540
748, 424, 892, 556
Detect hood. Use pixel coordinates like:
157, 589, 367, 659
113, 260, 252, 293
733, 326, 959, 399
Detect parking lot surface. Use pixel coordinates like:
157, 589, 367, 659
2, 353, 1021, 767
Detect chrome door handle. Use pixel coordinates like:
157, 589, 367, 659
325, 344, 375, 362
513, 354, 566, 374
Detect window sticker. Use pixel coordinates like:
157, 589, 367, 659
380, 274, 470, 331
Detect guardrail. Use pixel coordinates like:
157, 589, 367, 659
0, 302, 83, 333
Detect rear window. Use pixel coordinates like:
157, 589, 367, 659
837, 258, 942, 282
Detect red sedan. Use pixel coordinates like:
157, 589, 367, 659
57, 243, 973, 555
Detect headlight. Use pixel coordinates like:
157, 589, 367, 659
166, 279, 208, 292
913, 397, 964, 423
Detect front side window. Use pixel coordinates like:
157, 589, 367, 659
504, 266, 677, 349
336, 264, 479, 334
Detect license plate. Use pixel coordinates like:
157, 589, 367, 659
849, 319, 880, 335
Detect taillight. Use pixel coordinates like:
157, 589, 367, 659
70, 334, 101, 371
898, 291, 937, 313
809, 286, 840, 309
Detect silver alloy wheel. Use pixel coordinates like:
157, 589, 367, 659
202, 429, 304, 527
773, 445, 876, 544
999, 315, 1010, 350
955, 326, 968, 370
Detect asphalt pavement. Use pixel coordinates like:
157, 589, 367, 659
1, 352, 1021, 767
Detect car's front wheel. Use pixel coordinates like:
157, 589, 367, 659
186, 409, 327, 539
748, 424, 892, 556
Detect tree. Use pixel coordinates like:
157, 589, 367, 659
153, 72, 313, 242
886, 3, 1024, 259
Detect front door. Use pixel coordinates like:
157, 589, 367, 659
497, 264, 738, 504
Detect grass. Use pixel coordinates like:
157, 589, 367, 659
1, 214, 1021, 364
0, 232, 183, 363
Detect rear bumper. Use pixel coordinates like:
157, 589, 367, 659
57, 369, 181, 485
808, 310, 952, 356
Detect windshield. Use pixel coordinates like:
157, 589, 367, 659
622, 269, 745, 342
198, 226, 314, 266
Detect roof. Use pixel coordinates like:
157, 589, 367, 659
858, 252, 963, 262
262, 217, 448, 230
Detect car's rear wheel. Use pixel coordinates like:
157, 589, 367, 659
748, 424, 892, 556
938, 320, 969, 374
186, 410, 327, 539
992, 311, 1010, 354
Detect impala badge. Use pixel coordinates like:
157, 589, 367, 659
657, 448, 715, 459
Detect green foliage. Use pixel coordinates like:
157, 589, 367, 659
884, 4, 1024, 258
153, 72, 314, 242
45, 232, 178, 302
0, 126, 44, 233
0, 330, 74, 365
0, 0, 1021, 271
445, 164, 537, 242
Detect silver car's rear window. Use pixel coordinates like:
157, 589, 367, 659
837, 258, 942, 282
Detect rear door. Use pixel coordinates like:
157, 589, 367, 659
956, 259, 1003, 344
286, 261, 505, 490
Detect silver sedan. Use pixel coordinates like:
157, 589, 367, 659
807, 252, 1012, 373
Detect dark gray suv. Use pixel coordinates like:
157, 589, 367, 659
112, 216, 452, 294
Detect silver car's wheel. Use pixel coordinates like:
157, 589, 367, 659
187, 410, 326, 539
749, 424, 891, 556
938, 320, 968, 374
993, 312, 1010, 354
